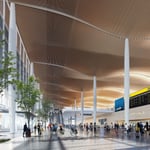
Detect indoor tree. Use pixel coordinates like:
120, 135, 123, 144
0, 31, 17, 94
37, 100, 52, 130
15, 76, 41, 128
0, 51, 17, 93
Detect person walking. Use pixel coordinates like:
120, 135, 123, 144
37, 123, 41, 136
23, 123, 27, 137
34, 125, 37, 135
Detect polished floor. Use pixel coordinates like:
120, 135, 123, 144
0, 128, 150, 150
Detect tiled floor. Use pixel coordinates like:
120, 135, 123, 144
0, 129, 150, 150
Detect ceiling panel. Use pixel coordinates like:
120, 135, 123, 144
11, 0, 150, 109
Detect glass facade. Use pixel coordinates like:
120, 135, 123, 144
0, 1, 39, 131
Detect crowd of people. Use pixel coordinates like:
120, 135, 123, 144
79, 122, 97, 133
33, 123, 42, 136
22, 121, 150, 139
103, 121, 150, 138
23, 122, 43, 137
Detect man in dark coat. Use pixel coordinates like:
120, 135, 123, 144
23, 123, 27, 137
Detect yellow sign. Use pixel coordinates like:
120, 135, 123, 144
130, 87, 150, 97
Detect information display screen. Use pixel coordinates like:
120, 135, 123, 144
130, 92, 150, 108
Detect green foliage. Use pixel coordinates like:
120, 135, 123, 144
16, 76, 40, 112
0, 43, 17, 94
37, 100, 52, 121
0, 30, 17, 93
0, 139, 10, 143
15, 76, 41, 127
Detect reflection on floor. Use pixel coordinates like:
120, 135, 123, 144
0, 128, 150, 150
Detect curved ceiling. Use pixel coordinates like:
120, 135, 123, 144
11, 0, 150, 109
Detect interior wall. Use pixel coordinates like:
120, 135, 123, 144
84, 104, 150, 126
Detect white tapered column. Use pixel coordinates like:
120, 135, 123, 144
8, 2, 17, 134
30, 62, 34, 76
2, 0, 5, 41
124, 38, 130, 125
93, 76, 97, 123
81, 91, 84, 124
74, 99, 77, 127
